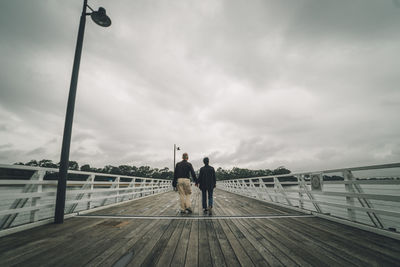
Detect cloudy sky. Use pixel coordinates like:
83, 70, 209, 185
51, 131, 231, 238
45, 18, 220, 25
1, 0, 400, 172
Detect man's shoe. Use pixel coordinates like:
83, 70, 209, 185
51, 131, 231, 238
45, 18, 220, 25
180, 210, 186, 214
208, 206, 213, 215
185, 207, 193, 214
203, 209, 208, 214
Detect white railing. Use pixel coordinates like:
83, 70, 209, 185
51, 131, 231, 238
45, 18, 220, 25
0, 164, 172, 236
217, 162, 400, 240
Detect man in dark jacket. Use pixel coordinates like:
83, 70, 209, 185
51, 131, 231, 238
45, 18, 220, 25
172, 153, 197, 214
197, 157, 216, 215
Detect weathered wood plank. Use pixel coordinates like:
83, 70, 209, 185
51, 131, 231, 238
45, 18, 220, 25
125, 219, 171, 266
218, 219, 255, 267
230, 218, 284, 267
286, 217, 400, 265
85, 219, 160, 266
155, 219, 185, 266
140, 220, 181, 266
184, 220, 199, 267
205, 219, 227, 267
211, 219, 241, 267
237, 218, 298, 267
169, 219, 192, 267
198, 219, 212, 267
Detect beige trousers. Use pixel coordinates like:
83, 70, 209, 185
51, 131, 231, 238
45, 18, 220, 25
177, 178, 192, 210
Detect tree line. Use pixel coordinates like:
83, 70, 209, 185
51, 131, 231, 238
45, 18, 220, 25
14, 159, 292, 181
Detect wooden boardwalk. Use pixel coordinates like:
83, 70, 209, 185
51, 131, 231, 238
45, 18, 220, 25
1, 188, 400, 266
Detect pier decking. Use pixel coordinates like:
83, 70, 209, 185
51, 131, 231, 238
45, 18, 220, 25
1, 188, 399, 266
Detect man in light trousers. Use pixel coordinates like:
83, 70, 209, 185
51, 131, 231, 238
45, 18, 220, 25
172, 153, 197, 214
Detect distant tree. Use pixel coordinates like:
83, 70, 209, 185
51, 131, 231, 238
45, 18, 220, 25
25, 160, 39, 166
68, 161, 79, 170
159, 167, 173, 180
102, 165, 121, 175
38, 159, 57, 168
13, 162, 25, 165
80, 164, 91, 172
272, 166, 291, 175
118, 165, 133, 176
137, 166, 152, 177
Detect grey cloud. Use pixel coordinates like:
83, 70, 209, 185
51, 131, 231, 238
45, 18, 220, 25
1, 0, 399, 171
26, 147, 46, 156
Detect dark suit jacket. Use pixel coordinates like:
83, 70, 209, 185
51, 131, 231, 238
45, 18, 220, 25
198, 165, 216, 190
173, 160, 197, 187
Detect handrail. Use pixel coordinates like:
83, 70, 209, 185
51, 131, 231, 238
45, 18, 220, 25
217, 162, 400, 239
0, 164, 173, 236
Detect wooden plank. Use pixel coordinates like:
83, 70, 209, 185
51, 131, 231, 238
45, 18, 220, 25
59, 219, 147, 266
37, 220, 137, 267
225, 218, 268, 267
211, 219, 241, 267
198, 219, 212, 267
306, 217, 400, 254
230, 219, 284, 267
125, 219, 172, 267
0, 218, 108, 265
256, 218, 339, 266
218, 219, 255, 267
246, 218, 313, 267
287, 217, 400, 264
86, 219, 160, 266
184, 219, 199, 266
0, 217, 83, 252
12, 219, 124, 266
169, 219, 192, 267
205, 219, 227, 267
237, 218, 298, 267
140, 220, 181, 266
263, 217, 359, 266
156, 219, 186, 266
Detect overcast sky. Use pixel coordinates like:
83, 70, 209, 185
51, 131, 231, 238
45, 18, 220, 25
1, 0, 400, 172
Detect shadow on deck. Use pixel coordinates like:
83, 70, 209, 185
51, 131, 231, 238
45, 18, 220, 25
1, 188, 400, 266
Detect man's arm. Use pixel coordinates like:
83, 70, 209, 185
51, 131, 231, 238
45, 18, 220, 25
198, 168, 203, 186
189, 163, 197, 184
172, 164, 178, 187
212, 167, 216, 188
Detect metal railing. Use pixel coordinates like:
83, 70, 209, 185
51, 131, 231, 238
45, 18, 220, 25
217, 163, 400, 240
0, 164, 172, 236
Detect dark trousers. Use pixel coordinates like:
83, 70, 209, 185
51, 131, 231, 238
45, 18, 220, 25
201, 188, 214, 209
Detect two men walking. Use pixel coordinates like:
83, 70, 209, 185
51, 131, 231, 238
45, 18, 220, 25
172, 153, 216, 215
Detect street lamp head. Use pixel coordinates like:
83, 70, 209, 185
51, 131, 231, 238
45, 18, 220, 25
91, 7, 111, 27
177, 147, 180, 151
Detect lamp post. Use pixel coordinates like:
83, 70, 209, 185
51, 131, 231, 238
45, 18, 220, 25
173, 144, 181, 171
54, 0, 111, 224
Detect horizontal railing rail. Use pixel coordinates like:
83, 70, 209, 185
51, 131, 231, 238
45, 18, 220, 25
217, 162, 400, 239
0, 164, 172, 236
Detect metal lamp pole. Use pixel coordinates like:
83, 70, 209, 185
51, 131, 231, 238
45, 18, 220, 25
54, 0, 111, 224
173, 144, 180, 171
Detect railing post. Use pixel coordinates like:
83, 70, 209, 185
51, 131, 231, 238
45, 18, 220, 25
274, 177, 293, 206
299, 174, 322, 213
116, 176, 120, 203
298, 175, 304, 209
87, 174, 95, 210
259, 178, 274, 202
343, 170, 356, 221
30, 170, 45, 223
